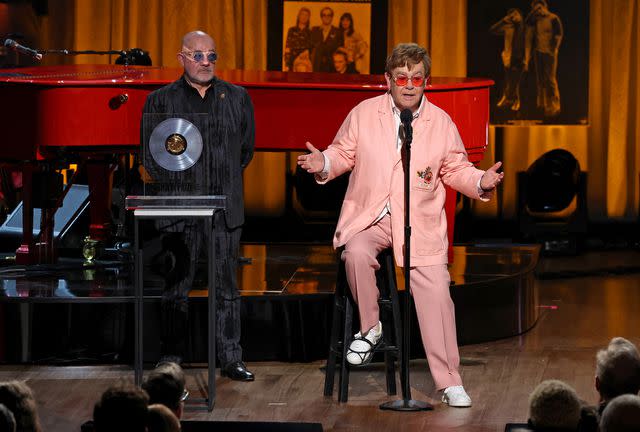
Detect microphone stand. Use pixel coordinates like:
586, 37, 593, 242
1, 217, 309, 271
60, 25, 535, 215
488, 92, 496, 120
37, 49, 149, 65
380, 116, 432, 412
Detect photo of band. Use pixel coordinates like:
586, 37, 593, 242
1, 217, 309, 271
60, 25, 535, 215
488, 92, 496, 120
468, 0, 589, 125
282, 0, 371, 74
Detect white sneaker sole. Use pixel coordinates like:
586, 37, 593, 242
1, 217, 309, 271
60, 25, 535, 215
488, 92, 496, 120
441, 395, 472, 408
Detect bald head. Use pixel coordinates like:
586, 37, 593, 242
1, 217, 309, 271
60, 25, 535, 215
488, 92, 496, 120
178, 30, 217, 90
181, 31, 215, 51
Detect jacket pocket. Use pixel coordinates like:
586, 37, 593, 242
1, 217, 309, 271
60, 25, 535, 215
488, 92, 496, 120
413, 217, 445, 255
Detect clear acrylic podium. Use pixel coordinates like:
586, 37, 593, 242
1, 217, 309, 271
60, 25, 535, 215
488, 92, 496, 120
126, 195, 226, 411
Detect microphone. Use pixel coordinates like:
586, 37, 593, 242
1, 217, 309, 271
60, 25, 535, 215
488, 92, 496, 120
400, 109, 413, 143
4, 39, 43, 61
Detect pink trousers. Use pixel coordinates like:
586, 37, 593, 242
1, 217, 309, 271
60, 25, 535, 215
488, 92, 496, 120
341, 215, 462, 390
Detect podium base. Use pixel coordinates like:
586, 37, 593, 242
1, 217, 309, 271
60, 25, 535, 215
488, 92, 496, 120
379, 399, 434, 411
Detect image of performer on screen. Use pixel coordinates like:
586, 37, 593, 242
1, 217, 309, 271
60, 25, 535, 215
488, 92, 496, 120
297, 43, 503, 407
292, 49, 313, 72
283, 7, 312, 72
525, 0, 563, 117
339, 12, 368, 74
142, 30, 255, 382
311, 7, 344, 73
490, 8, 525, 111
333, 48, 357, 74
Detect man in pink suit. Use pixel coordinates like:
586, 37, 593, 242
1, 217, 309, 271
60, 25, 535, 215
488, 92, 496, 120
298, 43, 503, 407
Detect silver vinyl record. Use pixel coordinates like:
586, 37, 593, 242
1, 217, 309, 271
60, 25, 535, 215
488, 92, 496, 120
149, 117, 203, 171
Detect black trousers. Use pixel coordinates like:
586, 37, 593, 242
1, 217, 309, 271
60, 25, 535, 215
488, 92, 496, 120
157, 211, 242, 366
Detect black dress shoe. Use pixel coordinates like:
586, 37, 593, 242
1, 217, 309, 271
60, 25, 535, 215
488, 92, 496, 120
221, 361, 255, 381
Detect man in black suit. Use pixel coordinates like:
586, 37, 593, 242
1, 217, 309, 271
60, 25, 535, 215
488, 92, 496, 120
142, 30, 255, 381
310, 7, 344, 72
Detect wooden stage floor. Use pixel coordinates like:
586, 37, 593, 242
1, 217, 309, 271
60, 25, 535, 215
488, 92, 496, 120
2, 249, 640, 431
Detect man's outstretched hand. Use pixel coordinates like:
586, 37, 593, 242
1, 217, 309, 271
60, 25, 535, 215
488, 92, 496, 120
480, 161, 504, 191
296, 142, 325, 174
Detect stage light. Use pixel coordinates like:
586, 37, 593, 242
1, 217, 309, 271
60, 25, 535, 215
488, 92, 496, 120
517, 149, 587, 254
524, 149, 580, 213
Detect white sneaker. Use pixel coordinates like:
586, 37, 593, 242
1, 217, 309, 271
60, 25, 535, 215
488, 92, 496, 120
442, 385, 472, 407
346, 322, 383, 366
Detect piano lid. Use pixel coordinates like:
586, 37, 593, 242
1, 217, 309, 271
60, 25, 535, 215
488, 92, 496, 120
0, 64, 493, 91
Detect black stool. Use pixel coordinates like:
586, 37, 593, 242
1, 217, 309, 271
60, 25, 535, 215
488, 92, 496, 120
324, 248, 403, 402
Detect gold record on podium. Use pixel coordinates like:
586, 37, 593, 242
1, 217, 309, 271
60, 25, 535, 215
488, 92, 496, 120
148, 117, 203, 171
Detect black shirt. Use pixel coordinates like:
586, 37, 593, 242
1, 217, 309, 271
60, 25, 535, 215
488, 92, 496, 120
142, 74, 255, 229
178, 76, 216, 113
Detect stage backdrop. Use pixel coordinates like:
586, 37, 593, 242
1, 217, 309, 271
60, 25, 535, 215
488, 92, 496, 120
468, 0, 589, 125
3, 0, 638, 220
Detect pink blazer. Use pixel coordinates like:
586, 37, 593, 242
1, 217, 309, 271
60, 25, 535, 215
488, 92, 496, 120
319, 93, 488, 267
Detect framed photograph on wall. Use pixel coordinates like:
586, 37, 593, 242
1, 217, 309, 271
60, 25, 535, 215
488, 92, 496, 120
468, 0, 589, 125
267, 0, 388, 74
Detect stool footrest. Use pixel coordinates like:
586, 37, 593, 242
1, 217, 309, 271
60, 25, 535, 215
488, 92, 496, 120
376, 345, 400, 352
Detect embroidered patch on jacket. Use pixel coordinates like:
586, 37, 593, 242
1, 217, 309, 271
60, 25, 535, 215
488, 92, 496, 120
416, 167, 434, 189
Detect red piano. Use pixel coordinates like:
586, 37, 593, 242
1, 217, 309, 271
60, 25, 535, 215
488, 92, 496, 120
0, 65, 492, 263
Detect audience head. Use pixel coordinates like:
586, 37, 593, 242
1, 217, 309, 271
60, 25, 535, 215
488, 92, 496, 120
142, 362, 187, 419
595, 337, 640, 402
93, 384, 149, 432
600, 394, 640, 432
0, 381, 41, 432
0, 403, 16, 432
528, 380, 581, 431
147, 404, 181, 432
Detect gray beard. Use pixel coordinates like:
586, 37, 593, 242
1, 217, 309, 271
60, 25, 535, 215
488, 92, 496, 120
185, 72, 214, 87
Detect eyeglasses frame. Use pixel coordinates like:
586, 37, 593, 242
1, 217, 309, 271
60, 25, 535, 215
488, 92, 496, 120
181, 50, 218, 63
390, 73, 426, 88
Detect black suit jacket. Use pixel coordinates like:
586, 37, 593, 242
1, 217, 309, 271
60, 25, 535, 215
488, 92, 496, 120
310, 26, 343, 72
142, 76, 255, 230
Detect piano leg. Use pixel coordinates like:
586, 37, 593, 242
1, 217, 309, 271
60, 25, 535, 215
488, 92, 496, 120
15, 164, 34, 265
15, 160, 114, 264
15, 164, 57, 265
39, 207, 56, 264
86, 160, 114, 242
87, 160, 113, 241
